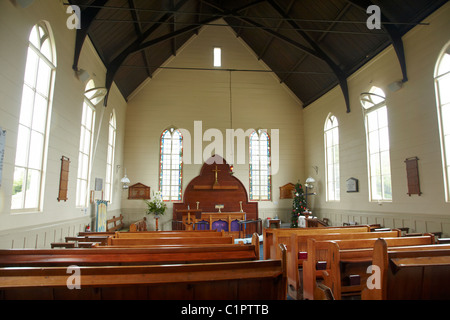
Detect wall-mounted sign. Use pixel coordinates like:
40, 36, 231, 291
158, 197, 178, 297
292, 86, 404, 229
346, 177, 359, 193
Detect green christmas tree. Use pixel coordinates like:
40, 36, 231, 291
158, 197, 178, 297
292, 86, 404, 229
291, 183, 308, 228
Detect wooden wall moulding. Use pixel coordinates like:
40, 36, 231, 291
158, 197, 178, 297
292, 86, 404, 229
128, 183, 150, 200
279, 183, 295, 199
405, 157, 421, 196
57, 156, 70, 202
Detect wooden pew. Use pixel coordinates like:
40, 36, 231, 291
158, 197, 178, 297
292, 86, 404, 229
113, 230, 225, 238
361, 239, 450, 300
106, 214, 125, 232
0, 234, 260, 267
107, 235, 234, 246
0, 244, 287, 300
286, 229, 401, 300
129, 217, 147, 232
65, 235, 110, 246
302, 234, 436, 300
264, 225, 371, 260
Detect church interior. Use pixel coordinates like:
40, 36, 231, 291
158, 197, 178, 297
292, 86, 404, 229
0, 0, 449, 301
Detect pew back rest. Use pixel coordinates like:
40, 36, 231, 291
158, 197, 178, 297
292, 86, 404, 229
362, 239, 450, 300
114, 230, 224, 238
0, 244, 287, 300
129, 217, 147, 232
106, 214, 125, 232
107, 236, 234, 246
0, 244, 258, 267
264, 225, 371, 260
301, 235, 437, 300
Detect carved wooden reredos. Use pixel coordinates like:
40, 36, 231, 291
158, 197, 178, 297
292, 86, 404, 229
172, 155, 258, 220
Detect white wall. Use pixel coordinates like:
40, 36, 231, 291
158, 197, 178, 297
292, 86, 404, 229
303, 3, 450, 235
0, 0, 127, 248
123, 20, 304, 230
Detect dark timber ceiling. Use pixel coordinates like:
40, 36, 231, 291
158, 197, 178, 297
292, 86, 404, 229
68, 0, 447, 112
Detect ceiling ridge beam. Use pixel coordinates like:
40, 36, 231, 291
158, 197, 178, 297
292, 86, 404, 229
267, 0, 351, 112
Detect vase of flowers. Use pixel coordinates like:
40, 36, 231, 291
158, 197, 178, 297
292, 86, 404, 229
144, 191, 167, 231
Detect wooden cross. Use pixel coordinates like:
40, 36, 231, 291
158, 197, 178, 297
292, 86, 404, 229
212, 165, 220, 186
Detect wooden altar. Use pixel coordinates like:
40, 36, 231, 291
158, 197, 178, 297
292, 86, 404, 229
173, 155, 258, 236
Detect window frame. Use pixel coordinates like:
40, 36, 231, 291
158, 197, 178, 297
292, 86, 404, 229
159, 128, 183, 202
434, 43, 450, 202
324, 114, 340, 202
104, 110, 116, 203
249, 129, 272, 201
11, 22, 56, 212
76, 80, 97, 208
362, 87, 393, 202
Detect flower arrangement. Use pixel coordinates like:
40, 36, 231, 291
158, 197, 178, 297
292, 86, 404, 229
144, 191, 167, 216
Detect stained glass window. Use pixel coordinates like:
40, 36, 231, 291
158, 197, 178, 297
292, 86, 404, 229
249, 130, 271, 201
160, 128, 183, 201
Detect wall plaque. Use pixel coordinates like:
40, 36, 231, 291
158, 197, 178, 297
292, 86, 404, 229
128, 182, 150, 199
346, 177, 359, 193
405, 157, 421, 196
279, 183, 295, 199
57, 156, 70, 201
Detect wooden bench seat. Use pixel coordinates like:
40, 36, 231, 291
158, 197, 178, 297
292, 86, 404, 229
113, 230, 225, 238
106, 235, 234, 246
0, 244, 286, 300
302, 234, 437, 300
286, 229, 401, 300
361, 239, 450, 300
129, 217, 147, 232
264, 225, 371, 260
0, 235, 260, 267
106, 214, 125, 232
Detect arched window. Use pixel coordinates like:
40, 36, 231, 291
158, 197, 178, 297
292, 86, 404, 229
249, 130, 271, 201
159, 128, 183, 201
361, 86, 392, 201
435, 43, 450, 201
324, 114, 340, 201
104, 110, 116, 203
76, 80, 97, 207
11, 22, 56, 211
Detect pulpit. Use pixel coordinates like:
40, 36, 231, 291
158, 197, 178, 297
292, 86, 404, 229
173, 155, 259, 236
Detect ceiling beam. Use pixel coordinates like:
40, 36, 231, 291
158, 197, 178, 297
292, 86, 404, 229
71, 0, 109, 72
103, 0, 191, 105
104, 0, 268, 105
267, 0, 351, 113
127, 0, 151, 78
346, 0, 408, 83
258, 0, 295, 61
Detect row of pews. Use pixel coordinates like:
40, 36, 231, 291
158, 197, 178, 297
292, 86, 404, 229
0, 230, 287, 300
264, 225, 450, 300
